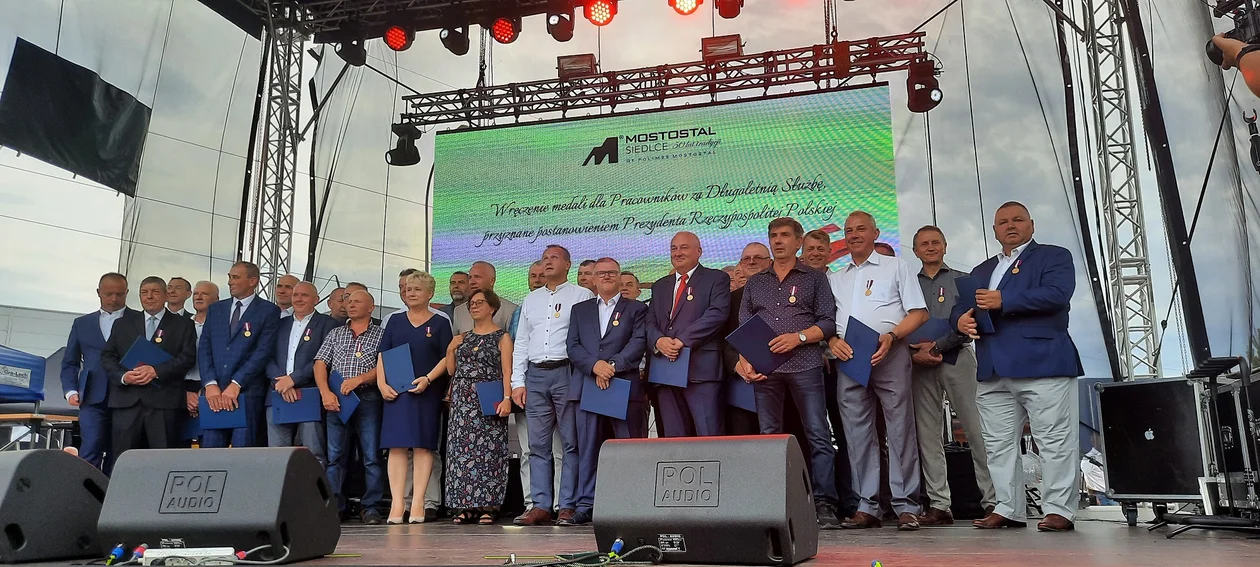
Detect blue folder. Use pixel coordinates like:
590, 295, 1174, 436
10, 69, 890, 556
579, 376, 631, 420
381, 344, 417, 393
476, 381, 505, 416
906, 318, 960, 365
182, 415, 202, 441
725, 314, 791, 375
270, 388, 323, 424
724, 377, 757, 412
328, 371, 360, 422
834, 317, 880, 387
198, 396, 247, 430
120, 337, 172, 370
648, 347, 690, 387
954, 276, 996, 334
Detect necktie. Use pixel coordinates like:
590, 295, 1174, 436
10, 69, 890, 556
671, 273, 689, 319
146, 316, 158, 341
231, 301, 243, 333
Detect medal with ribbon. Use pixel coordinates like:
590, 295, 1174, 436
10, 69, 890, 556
426, 326, 432, 338
686, 286, 693, 301
789, 285, 797, 304
154, 329, 164, 344
864, 280, 874, 297
354, 333, 363, 358
553, 303, 562, 319
937, 286, 946, 303
612, 311, 621, 327
243, 322, 252, 338
303, 327, 311, 341
1011, 259, 1022, 275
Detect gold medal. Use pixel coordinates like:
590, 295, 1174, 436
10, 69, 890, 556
612, 320, 620, 326
355, 351, 363, 358
244, 331, 251, 337
937, 296, 945, 303
155, 337, 163, 343
303, 335, 310, 341
789, 296, 797, 304
1011, 268, 1020, 274
864, 289, 872, 296
687, 295, 693, 301
426, 326, 432, 338
473, 346, 480, 352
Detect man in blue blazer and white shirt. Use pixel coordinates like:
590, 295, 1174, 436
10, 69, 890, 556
265, 281, 336, 463
61, 272, 132, 473
646, 231, 731, 437
563, 257, 649, 526
199, 261, 281, 447
952, 201, 1084, 533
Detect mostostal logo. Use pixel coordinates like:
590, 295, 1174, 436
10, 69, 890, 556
582, 137, 619, 166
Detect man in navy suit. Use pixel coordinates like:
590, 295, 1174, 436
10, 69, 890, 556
265, 281, 336, 463
952, 201, 1084, 533
646, 231, 731, 437
199, 261, 281, 447
562, 257, 648, 526
61, 272, 131, 472
100, 276, 198, 456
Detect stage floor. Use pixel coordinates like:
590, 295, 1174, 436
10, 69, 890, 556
320, 510, 1260, 567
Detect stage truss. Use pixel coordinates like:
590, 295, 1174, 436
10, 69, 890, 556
396, 33, 926, 127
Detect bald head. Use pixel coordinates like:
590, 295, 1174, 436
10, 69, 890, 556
345, 289, 375, 322
670, 231, 703, 273
274, 274, 299, 310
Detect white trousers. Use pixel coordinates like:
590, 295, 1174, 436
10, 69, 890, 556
976, 376, 1080, 522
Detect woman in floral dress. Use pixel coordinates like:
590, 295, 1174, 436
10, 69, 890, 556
444, 289, 514, 525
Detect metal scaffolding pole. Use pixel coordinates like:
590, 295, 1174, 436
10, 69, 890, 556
250, 5, 305, 299
1086, 0, 1160, 379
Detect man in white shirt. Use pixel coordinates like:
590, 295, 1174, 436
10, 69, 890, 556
274, 275, 299, 318
263, 281, 334, 463
166, 277, 193, 317
181, 281, 220, 446
511, 244, 595, 526
452, 261, 518, 334
60, 272, 132, 472
827, 211, 928, 530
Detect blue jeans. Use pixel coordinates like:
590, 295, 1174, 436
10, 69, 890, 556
326, 395, 384, 512
752, 367, 838, 505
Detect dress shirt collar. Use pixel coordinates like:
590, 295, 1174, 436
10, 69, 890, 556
675, 265, 698, 282
998, 239, 1032, 259
100, 307, 123, 318
757, 258, 810, 278
143, 308, 166, 324
918, 263, 955, 278
232, 293, 257, 311
844, 250, 884, 272
292, 310, 314, 323
547, 281, 574, 293
597, 294, 620, 308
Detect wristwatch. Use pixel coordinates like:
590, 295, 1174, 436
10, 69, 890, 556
929, 345, 941, 357
608, 360, 617, 371
797, 332, 808, 343
887, 331, 900, 342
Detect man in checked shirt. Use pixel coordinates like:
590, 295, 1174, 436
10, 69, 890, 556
734, 217, 841, 529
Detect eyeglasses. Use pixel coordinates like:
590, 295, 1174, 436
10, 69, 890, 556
594, 270, 620, 278
741, 255, 770, 263
467, 299, 489, 307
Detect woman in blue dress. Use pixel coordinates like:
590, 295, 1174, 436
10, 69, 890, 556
377, 271, 452, 524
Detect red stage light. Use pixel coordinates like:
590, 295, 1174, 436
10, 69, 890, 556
491, 17, 520, 43
670, 0, 702, 16
383, 25, 413, 51
584, 0, 617, 26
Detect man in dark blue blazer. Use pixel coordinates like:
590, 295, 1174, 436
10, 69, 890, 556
951, 201, 1084, 533
199, 261, 281, 447
646, 232, 731, 437
100, 276, 198, 456
563, 258, 649, 526
60, 272, 132, 473
265, 281, 336, 463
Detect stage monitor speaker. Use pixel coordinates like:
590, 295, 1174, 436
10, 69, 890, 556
1097, 378, 1205, 501
593, 435, 817, 565
0, 449, 108, 563
97, 448, 338, 563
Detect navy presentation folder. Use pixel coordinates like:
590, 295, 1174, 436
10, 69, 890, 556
381, 344, 417, 393
725, 313, 791, 375
954, 276, 996, 334
329, 371, 360, 422
270, 387, 322, 424
834, 317, 879, 387
905, 318, 961, 365
476, 381, 505, 416
198, 396, 247, 430
120, 337, 171, 369
579, 377, 631, 420
648, 348, 690, 387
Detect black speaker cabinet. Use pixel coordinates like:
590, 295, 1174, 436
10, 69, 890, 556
0, 449, 108, 563
593, 435, 817, 565
97, 448, 338, 563
1097, 378, 1205, 501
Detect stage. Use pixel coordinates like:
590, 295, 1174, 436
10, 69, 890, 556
317, 508, 1260, 567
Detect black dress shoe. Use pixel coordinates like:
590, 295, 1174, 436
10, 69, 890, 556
559, 510, 592, 526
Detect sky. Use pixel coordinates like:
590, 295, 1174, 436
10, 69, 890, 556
0, 0, 1256, 377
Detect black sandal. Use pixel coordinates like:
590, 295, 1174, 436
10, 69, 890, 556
478, 512, 496, 525
452, 510, 476, 525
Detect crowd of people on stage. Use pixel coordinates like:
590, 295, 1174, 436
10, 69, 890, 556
59, 200, 1083, 533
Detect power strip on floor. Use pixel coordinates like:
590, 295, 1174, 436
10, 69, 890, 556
140, 547, 238, 566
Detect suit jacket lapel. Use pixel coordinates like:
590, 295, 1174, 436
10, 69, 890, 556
996, 240, 1038, 291
604, 300, 625, 338
91, 312, 106, 346
670, 267, 700, 324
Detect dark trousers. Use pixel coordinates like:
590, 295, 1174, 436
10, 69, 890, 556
658, 381, 725, 437
326, 397, 384, 511
575, 400, 648, 513
752, 367, 838, 505
78, 402, 113, 474
111, 404, 179, 459
200, 395, 267, 448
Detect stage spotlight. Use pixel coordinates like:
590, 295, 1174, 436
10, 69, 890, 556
715, 0, 742, 18
386, 123, 422, 166
440, 26, 470, 55
383, 25, 414, 51
335, 39, 367, 66
490, 16, 521, 43
907, 58, 943, 113
584, 0, 617, 26
670, 0, 703, 16
547, 9, 576, 41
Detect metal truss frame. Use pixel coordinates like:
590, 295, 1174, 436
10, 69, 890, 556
397, 33, 926, 127
247, 5, 306, 299
1084, 0, 1160, 379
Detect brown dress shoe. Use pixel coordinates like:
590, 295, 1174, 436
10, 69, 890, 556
556, 508, 576, 524
972, 512, 1027, 529
897, 513, 920, 531
916, 508, 954, 526
513, 507, 555, 526
841, 511, 883, 529
1037, 514, 1075, 532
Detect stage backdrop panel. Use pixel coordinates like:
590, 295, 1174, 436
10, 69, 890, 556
432, 86, 895, 304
